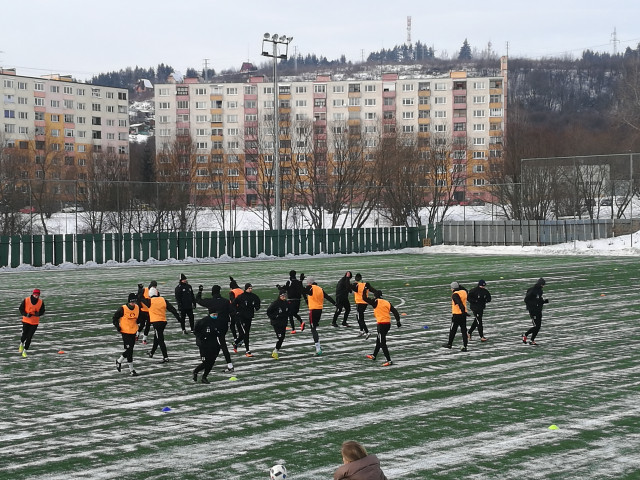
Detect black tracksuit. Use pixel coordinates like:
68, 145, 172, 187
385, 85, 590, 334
332, 274, 352, 326
267, 297, 291, 351
195, 290, 234, 364
467, 286, 492, 338
285, 275, 304, 329
232, 290, 261, 353
193, 314, 221, 381
175, 281, 196, 332
524, 283, 548, 342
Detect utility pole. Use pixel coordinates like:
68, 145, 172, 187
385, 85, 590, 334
611, 27, 619, 56
202, 59, 210, 82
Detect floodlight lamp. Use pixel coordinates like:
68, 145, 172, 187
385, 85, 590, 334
272, 33, 279, 40
287, 36, 293, 43
264, 33, 271, 39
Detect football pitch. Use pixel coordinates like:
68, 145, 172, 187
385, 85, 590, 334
1, 252, 639, 479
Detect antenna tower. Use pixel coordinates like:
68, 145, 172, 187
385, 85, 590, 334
611, 27, 619, 55
407, 16, 412, 44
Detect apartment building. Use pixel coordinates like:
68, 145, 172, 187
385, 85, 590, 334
155, 57, 507, 207
0, 69, 129, 205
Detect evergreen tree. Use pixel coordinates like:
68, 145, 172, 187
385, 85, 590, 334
458, 39, 472, 60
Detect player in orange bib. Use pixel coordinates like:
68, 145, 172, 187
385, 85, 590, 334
18, 288, 46, 357
112, 293, 141, 376
363, 287, 401, 366
303, 277, 336, 355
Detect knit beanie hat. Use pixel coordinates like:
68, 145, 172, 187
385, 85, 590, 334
478, 279, 487, 286
180, 273, 187, 281
450, 281, 459, 290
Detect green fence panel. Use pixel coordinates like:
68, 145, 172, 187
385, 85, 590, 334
201, 232, 210, 258
167, 232, 177, 259
31, 235, 42, 267
314, 229, 323, 255
209, 231, 218, 258
20, 235, 32, 266
158, 232, 168, 260
94, 234, 103, 264
0, 236, 9, 267
232, 231, 240, 258
264, 230, 272, 256
141, 233, 153, 261
82, 235, 93, 263
43, 235, 54, 265
257, 230, 264, 255
175, 232, 185, 260
218, 231, 226, 257
249, 231, 257, 258
185, 231, 194, 258
64, 234, 74, 264
103, 234, 113, 262
195, 232, 203, 258
241, 231, 249, 257
326, 229, 336, 254
149, 232, 159, 259
305, 229, 313, 255
132, 233, 142, 261
225, 231, 234, 257
122, 233, 131, 262
11, 236, 21, 268
74, 235, 83, 264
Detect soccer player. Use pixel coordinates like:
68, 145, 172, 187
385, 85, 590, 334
303, 277, 336, 355
331, 271, 352, 328
139, 286, 180, 362
193, 311, 221, 384
363, 287, 401, 367
175, 273, 197, 334
228, 276, 244, 341
112, 292, 141, 376
18, 288, 46, 358
351, 273, 373, 339
282, 270, 304, 333
523, 278, 549, 346
442, 281, 469, 352
467, 279, 492, 342
231, 283, 261, 357
136, 280, 156, 345
196, 284, 236, 373
266, 288, 291, 360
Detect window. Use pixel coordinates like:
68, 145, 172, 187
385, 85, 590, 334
490, 94, 502, 103
453, 122, 466, 131
348, 83, 360, 93
402, 111, 414, 119
295, 85, 307, 94
227, 140, 240, 149
418, 82, 430, 91
295, 99, 307, 107
177, 114, 189, 122
228, 168, 239, 177
473, 81, 486, 89
365, 112, 376, 120
226, 101, 238, 109
473, 178, 486, 186
91, 103, 101, 112
314, 84, 326, 93
473, 137, 485, 145
332, 99, 345, 107
402, 83, 414, 92
196, 142, 209, 149
434, 124, 446, 132
434, 82, 447, 91
92, 130, 101, 139
402, 125, 414, 133
77, 102, 86, 110
473, 151, 486, 159
4, 109, 15, 118
473, 123, 486, 131
226, 87, 238, 95
64, 128, 75, 137
348, 97, 360, 106
50, 100, 60, 108
227, 127, 239, 136
434, 97, 446, 104
118, 92, 127, 100
34, 97, 44, 106
473, 110, 486, 118
314, 98, 326, 107
332, 85, 345, 93
402, 98, 414, 106
434, 111, 446, 118
490, 108, 503, 117
418, 124, 430, 133
226, 114, 238, 123
472, 164, 485, 173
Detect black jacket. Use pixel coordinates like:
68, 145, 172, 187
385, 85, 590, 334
194, 315, 219, 347
468, 286, 492, 312
335, 275, 352, 300
524, 284, 547, 312
195, 291, 233, 332
267, 298, 290, 325
175, 282, 196, 311
232, 291, 261, 319
286, 276, 303, 300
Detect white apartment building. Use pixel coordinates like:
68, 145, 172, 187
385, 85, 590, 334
155, 57, 507, 206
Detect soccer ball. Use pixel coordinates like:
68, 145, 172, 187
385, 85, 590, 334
269, 464, 287, 479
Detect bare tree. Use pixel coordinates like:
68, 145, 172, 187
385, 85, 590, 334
0, 141, 30, 235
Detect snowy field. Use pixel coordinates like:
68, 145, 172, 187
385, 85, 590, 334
1, 231, 640, 479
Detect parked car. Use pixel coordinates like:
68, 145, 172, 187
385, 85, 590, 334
469, 199, 486, 206
600, 198, 613, 206
61, 204, 85, 213
19, 206, 37, 214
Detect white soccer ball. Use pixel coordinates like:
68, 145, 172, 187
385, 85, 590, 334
269, 464, 287, 479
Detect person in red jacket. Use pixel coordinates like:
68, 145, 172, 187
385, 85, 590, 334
363, 287, 401, 367
333, 441, 388, 480
19, 288, 46, 358
112, 293, 141, 376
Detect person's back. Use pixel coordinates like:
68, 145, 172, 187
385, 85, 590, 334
334, 441, 387, 480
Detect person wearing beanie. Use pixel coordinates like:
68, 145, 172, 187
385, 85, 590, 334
523, 278, 549, 346
280, 270, 305, 333
351, 273, 374, 339
228, 276, 244, 341
331, 271, 353, 328
112, 293, 141, 376
303, 277, 336, 355
443, 281, 470, 351
192, 309, 222, 384
363, 286, 401, 367
136, 281, 157, 345
175, 273, 197, 334
231, 283, 261, 357
266, 288, 292, 360
467, 279, 492, 342
195, 284, 235, 373
18, 289, 46, 358
139, 287, 181, 362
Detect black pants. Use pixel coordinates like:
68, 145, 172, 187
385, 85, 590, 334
217, 328, 232, 364
272, 319, 287, 350
332, 297, 351, 324
138, 311, 150, 335
150, 321, 168, 358
120, 333, 136, 362
288, 299, 302, 329
447, 314, 468, 347
309, 309, 323, 343
234, 316, 253, 352
355, 303, 369, 333
21, 323, 38, 350
194, 341, 221, 379
525, 311, 543, 341
372, 322, 391, 361
178, 309, 195, 332
229, 316, 238, 340
468, 310, 484, 337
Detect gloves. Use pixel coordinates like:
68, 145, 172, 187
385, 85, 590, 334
137, 283, 144, 290
396, 321, 402, 328
285, 280, 290, 288
300, 273, 305, 281
276, 284, 281, 289
544, 299, 549, 304
198, 284, 204, 291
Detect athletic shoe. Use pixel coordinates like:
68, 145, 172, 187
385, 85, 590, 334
147, 351, 154, 358
357, 331, 365, 337
193, 370, 198, 382
201, 377, 210, 384
366, 354, 376, 360
315, 349, 323, 356
223, 367, 235, 373
461, 346, 468, 352
142, 340, 148, 346
18, 344, 24, 353
442, 343, 452, 349
290, 329, 297, 334
364, 333, 371, 340
245, 352, 254, 358
161, 357, 169, 363
232, 344, 238, 354
22, 350, 27, 358
480, 337, 488, 342
468, 333, 472, 341
116, 359, 122, 372
182, 330, 188, 335
300, 322, 306, 332
522, 334, 527, 344
382, 360, 393, 367
342, 322, 351, 328
271, 350, 279, 360
529, 341, 538, 346
130, 370, 139, 377
331, 322, 338, 328
135, 335, 139, 342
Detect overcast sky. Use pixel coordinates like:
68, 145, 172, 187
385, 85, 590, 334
1, 0, 639, 81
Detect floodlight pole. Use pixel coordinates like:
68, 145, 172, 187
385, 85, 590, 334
262, 33, 292, 231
